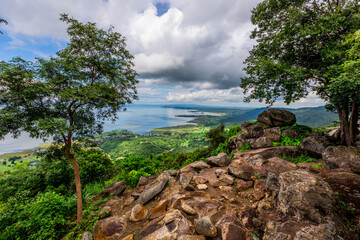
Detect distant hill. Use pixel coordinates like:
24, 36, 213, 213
166, 105, 338, 128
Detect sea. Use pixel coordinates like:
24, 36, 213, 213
0, 105, 215, 155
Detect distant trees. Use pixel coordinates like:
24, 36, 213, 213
0, 14, 138, 224
241, 0, 360, 146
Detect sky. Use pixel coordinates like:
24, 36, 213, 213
0, 0, 325, 108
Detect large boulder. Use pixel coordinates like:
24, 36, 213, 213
263, 127, 281, 142
227, 158, 254, 180
249, 137, 273, 149
300, 136, 331, 158
256, 157, 298, 177
257, 109, 296, 127
93, 217, 127, 240
322, 146, 360, 173
206, 153, 231, 167
319, 169, 360, 210
214, 215, 248, 240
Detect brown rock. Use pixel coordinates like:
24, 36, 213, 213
193, 176, 208, 184
180, 172, 194, 190
189, 161, 211, 170
197, 184, 208, 190
236, 180, 253, 192
227, 158, 254, 180
122, 234, 133, 240
206, 153, 231, 167
93, 217, 126, 240
99, 206, 111, 219
95, 181, 126, 200
194, 200, 222, 218
219, 174, 234, 185
238, 206, 256, 228
322, 146, 360, 173
219, 186, 233, 192
181, 200, 197, 215
214, 169, 227, 177
149, 199, 168, 220
160, 209, 195, 235
177, 235, 206, 240
319, 169, 360, 209
234, 146, 300, 161
130, 204, 148, 222
194, 216, 217, 237
263, 127, 281, 142
257, 109, 296, 127
137, 177, 169, 204
300, 136, 331, 158
249, 137, 273, 149
259, 157, 298, 177
252, 179, 266, 201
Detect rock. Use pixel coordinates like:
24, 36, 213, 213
282, 129, 300, 139
181, 200, 197, 215
227, 158, 254, 180
300, 136, 331, 158
206, 153, 231, 167
160, 210, 195, 235
246, 154, 266, 167
81, 231, 93, 240
243, 122, 269, 138
141, 226, 172, 240
277, 170, 335, 224
240, 121, 253, 131
95, 181, 126, 200
177, 235, 206, 240
137, 175, 154, 187
165, 169, 179, 177
214, 215, 247, 240
219, 186, 233, 192
99, 206, 111, 219
193, 176, 208, 184
263, 127, 281, 142
322, 146, 360, 173
319, 169, 360, 209
257, 109, 296, 127
197, 184, 208, 190
294, 223, 344, 240
328, 128, 341, 141
234, 146, 300, 160
130, 204, 148, 222
137, 177, 169, 204
215, 169, 227, 177
219, 174, 234, 185
236, 180, 253, 192
238, 206, 256, 228
194, 200, 222, 218
258, 157, 298, 177
180, 172, 194, 190
265, 172, 279, 196
93, 217, 126, 240
122, 234, 134, 240
249, 137, 273, 149
124, 196, 136, 206
189, 161, 210, 170
252, 179, 266, 201
194, 216, 217, 237
149, 199, 168, 220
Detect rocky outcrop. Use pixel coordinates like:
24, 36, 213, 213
234, 146, 300, 160
206, 153, 231, 167
322, 146, 360, 173
300, 136, 331, 158
257, 109, 296, 127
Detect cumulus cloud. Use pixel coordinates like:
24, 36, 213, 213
0, 0, 262, 90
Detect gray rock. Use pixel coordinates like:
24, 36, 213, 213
189, 161, 210, 170
300, 136, 331, 158
179, 172, 194, 190
227, 158, 254, 180
215, 169, 227, 177
137, 177, 169, 204
81, 231, 93, 240
249, 137, 273, 149
206, 153, 231, 167
322, 146, 360, 173
263, 127, 281, 142
194, 216, 217, 237
257, 109, 296, 127
282, 129, 300, 139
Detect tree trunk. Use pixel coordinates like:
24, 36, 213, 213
65, 151, 83, 225
337, 103, 358, 146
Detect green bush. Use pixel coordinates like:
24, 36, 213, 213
281, 124, 312, 138
206, 123, 226, 151
272, 136, 302, 147
226, 125, 242, 139
237, 142, 252, 152
0, 191, 76, 240
211, 142, 228, 156
283, 153, 316, 164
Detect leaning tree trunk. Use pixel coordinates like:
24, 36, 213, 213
65, 151, 83, 225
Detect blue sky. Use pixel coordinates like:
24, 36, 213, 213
0, 0, 324, 108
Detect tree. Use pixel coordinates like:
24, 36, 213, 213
0, 14, 138, 224
240, 0, 360, 146
0, 18, 7, 34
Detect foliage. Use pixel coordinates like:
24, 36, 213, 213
283, 153, 316, 164
272, 136, 302, 147
211, 142, 228, 156
241, 0, 360, 146
206, 123, 226, 151
281, 124, 312, 138
226, 125, 241, 139
237, 142, 252, 152
0, 191, 76, 240
311, 163, 326, 169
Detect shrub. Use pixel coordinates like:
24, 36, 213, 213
237, 142, 252, 152
206, 123, 226, 151
283, 153, 316, 164
272, 136, 302, 147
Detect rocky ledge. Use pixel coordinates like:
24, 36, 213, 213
82, 109, 360, 240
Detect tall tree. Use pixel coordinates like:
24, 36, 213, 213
0, 14, 138, 225
240, 0, 360, 146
